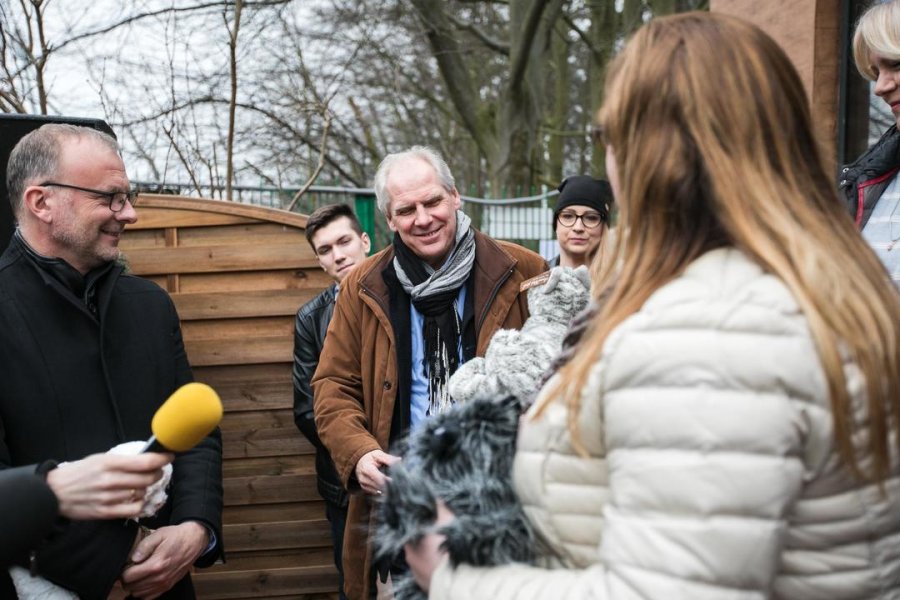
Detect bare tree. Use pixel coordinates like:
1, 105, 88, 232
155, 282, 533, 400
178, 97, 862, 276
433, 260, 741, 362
2, 0, 708, 201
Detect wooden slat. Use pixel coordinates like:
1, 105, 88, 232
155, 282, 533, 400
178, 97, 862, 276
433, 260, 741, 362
173, 289, 315, 320
214, 381, 291, 413
176, 222, 308, 247
143, 274, 167, 288
192, 566, 336, 599
221, 408, 308, 459
135, 195, 308, 228
194, 364, 293, 412
222, 423, 306, 460
182, 317, 293, 341
224, 519, 331, 552
221, 408, 297, 429
130, 207, 259, 230
125, 243, 317, 276
176, 269, 330, 294
186, 336, 292, 366
203, 547, 336, 572
120, 228, 167, 248
224, 502, 327, 524
222, 455, 315, 480
224, 474, 319, 506
206, 595, 336, 600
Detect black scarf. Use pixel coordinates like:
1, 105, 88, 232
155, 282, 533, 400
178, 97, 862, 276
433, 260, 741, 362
391, 227, 474, 417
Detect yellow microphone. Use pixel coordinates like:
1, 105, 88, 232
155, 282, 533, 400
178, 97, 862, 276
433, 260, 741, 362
141, 382, 223, 453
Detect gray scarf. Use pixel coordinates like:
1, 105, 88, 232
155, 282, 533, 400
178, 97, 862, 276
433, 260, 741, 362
393, 211, 475, 417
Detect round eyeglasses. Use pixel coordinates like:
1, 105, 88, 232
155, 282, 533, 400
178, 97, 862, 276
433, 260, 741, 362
557, 211, 604, 229
40, 182, 138, 213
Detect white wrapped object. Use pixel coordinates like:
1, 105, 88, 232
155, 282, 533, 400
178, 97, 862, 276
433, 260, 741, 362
10, 441, 172, 598
106, 440, 172, 519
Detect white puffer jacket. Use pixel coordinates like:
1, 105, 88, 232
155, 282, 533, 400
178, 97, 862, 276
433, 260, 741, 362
431, 248, 900, 600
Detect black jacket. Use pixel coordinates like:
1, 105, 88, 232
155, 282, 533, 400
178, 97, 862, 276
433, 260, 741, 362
292, 284, 347, 507
840, 125, 900, 229
0, 235, 224, 599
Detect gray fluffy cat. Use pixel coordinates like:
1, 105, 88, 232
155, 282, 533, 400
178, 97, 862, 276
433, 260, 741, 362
375, 266, 591, 600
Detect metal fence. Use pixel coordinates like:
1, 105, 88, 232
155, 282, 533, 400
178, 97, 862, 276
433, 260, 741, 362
132, 182, 562, 261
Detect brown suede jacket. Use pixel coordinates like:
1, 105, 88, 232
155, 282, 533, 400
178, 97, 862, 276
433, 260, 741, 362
312, 229, 547, 599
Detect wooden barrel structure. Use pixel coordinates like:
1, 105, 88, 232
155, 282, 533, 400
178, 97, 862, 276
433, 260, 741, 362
120, 195, 338, 600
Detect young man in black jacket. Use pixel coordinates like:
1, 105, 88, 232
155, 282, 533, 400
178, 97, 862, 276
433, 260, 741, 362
292, 203, 370, 600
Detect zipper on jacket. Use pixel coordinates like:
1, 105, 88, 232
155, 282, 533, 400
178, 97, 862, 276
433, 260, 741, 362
475, 265, 516, 334
360, 283, 390, 317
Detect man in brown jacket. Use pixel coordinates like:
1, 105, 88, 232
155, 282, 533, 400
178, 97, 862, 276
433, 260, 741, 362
312, 146, 546, 599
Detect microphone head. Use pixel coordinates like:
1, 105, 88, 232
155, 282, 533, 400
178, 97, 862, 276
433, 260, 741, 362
151, 382, 223, 452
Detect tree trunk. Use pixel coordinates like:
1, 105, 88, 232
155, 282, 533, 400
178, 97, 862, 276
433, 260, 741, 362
589, 0, 616, 176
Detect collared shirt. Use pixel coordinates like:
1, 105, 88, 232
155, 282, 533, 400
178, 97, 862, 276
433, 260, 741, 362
862, 173, 900, 286
409, 286, 467, 429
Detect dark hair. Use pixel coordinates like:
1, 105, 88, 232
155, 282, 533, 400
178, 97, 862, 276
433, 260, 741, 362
304, 203, 364, 250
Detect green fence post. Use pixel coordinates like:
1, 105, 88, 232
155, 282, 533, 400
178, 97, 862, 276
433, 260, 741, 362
354, 193, 377, 254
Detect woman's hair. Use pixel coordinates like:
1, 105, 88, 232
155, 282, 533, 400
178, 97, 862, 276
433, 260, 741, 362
853, 0, 900, 80
541, 12, 900, 482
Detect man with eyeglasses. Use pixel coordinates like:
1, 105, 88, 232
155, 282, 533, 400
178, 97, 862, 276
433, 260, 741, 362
551, 175, 613, 269
0, 124, 223, 599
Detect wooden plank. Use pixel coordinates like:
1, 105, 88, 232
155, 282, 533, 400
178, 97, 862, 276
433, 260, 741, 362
194, 365, 293, 412
222, 455, 315, 480
197, 363, 292, 386
224, 501, 326, 524
176, 222, 307, 247
192, 566, 336, 599
203, 548, 335, 573
173, 289, 315, 320
224, 519, 331, 552
221, 409, 297, 432
130, 207, 259, 230
144, 274, 167, 288
176, 269, 330, 294
222, 421, 307, 459
186, 336, 292, 367
119, 228, 167, 248
134, 195, 308, 228
125, 243, 317, 276
210, 381, 291, 413
224, 474, 319, 506
210, 595, 336, 600
182, 317, 294, 341
220, 408, 309, 459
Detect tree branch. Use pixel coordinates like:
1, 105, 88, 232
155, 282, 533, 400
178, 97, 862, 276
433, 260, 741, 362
507, 0, 558, 92
409, 0, 497, 159
286, 109, 332, 212
445, 12, 509, 55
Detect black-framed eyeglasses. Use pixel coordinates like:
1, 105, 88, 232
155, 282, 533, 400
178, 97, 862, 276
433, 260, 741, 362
558, 211, 605, 229
39, 181, 138, 213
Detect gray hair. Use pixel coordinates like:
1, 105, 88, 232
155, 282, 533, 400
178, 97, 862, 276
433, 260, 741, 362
372, 146, 456, 216
6, 123, 120, 217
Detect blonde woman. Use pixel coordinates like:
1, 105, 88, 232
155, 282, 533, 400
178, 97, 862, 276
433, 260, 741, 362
404, 12, 900, 599
842, 0, 900, 284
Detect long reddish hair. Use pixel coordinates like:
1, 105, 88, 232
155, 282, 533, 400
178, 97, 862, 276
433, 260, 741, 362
539, 12, 900, 482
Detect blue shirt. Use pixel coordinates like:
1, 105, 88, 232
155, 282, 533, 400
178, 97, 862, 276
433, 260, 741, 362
409, 285, 467, 429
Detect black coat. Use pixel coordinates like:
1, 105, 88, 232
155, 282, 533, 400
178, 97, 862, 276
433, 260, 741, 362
0, 236, 223, 599
840, 125, 900, 229
292, 284, 347, 508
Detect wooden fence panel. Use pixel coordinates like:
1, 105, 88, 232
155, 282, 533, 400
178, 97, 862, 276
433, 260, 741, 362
121, 195, 338, 599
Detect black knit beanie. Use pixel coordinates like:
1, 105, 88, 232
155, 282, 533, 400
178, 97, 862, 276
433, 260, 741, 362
554, 176, 613, 224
